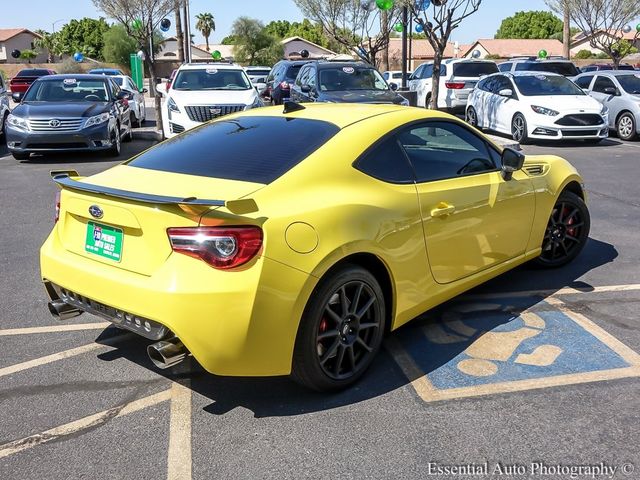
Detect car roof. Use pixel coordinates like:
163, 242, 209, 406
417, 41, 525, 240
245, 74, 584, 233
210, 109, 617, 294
177, 62, 243, 71
35, 74, 112, 81
486, 71, 563, 78
245, 66, 271, 69
276, 59, 313, 66
577, 70, 639, 77
442, 58, 496, 65
315, 61, 371, 69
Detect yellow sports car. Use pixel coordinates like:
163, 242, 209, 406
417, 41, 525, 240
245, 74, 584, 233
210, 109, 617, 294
41, 103, 590, 391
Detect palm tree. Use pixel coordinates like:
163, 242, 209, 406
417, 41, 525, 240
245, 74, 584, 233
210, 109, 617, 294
195, 12, 215, 51
34, 30, 58, 63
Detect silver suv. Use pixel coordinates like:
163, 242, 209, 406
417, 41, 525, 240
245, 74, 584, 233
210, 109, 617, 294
498, 58, 581, 78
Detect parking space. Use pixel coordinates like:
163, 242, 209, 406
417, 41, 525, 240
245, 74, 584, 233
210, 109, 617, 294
1, 128, 639, 478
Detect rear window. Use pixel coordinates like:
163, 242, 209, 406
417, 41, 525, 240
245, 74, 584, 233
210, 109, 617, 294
127, 117, 340, 184
17, 69, 50, 76
453, 62, 498, 77
285, 65, 303, 79
246, 69, 271, 76
515, 62, 580, 77
619, 64, 635, 71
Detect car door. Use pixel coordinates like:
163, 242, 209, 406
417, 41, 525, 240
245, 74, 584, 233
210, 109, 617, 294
397, 120, 535, 284
416, 64, 434, 107
591, 75, 623, 128
409, 64, 424, 92
491, 75, 519, 133
109, 79, 129, 135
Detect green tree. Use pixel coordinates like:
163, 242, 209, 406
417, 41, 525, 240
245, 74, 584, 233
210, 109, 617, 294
56, 18, 110, 59
221, 35, 237, 45
231, 17, 283, 65
34, 30, 58, 63
574, 49, 595, 59
195, 12, 215, 51
103, 25, 164, 69
495, 11, 564, 39
20, 49, 37, 63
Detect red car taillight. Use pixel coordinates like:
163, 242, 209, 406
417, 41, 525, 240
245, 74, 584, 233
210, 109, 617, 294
445, 82, 466, 90
167, 226, 263, 269
54, 191, 61, 223
279, 81, 290, 90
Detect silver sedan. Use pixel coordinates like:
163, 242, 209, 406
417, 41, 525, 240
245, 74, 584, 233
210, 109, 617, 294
111, 75, 147, 127
574, 70, 640, 141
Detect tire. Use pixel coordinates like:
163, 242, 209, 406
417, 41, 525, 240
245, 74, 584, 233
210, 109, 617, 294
291, 265, 386, 392
0, 112, 8, 139
11, 151, 29, 160
533, 191, 590, 268
616, 112, 637, 141
123, 118, 133, 143
512, 113, 529, 144
425, 93, 432, 109
106, 126, 121, 157
466, 106, 479, 128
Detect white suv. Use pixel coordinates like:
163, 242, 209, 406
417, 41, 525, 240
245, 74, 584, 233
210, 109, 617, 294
160, 63, 263, 138
409, 59, 498, 111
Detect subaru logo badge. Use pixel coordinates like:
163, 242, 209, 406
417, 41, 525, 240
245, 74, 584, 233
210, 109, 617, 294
89, 205, 104, 219
49, 119, 61, 128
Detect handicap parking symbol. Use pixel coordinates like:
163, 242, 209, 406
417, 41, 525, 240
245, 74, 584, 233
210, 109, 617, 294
388, 296, 640, 402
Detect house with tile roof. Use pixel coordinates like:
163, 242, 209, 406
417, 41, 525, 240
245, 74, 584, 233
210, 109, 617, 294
0, 28, 47, 64
462, 39, 564, 59
384, 37, 458, 70
570, 30, 640, 56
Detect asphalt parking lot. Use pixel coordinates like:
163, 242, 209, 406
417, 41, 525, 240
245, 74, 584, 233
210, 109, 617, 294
1, 117, 639, 479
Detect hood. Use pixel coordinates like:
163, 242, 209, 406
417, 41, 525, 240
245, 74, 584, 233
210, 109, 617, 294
320, 89, 405, 104
529, 95, 603, 113
13, 102, 110, 119
169, 88, 257, 106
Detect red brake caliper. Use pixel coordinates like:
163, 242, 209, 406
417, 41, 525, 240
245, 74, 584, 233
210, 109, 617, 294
564, 206, 576, 236
317, 318, 328, 356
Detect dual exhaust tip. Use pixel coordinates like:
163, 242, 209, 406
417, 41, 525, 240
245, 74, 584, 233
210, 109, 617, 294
48, 300, 187, 369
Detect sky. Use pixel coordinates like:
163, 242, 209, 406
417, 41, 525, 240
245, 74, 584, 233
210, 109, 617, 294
1, 0, 557, 46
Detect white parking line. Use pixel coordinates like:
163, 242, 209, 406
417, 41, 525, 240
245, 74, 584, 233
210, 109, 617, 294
167, 376, 192, 480
0, 389, 171, 459
463, 283, 640, 300
0, 322, 111, 336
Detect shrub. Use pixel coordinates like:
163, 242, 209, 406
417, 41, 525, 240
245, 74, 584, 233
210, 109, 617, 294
58, 57, 84, 74
574, 49, 594, 59
485, 54, 502, 60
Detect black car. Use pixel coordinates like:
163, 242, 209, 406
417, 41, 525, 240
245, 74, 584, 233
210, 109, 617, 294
289, 61, 409, 105
5, 74, 132, 160
262, 60, 312, 105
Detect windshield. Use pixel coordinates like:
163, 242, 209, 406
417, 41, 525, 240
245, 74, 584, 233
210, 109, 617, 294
23, 78, 110, 102
246, 69, 270, 77
617, 74, 640, 94
172, 69, 252, 91
285, 65, 303, 80
112, 77, 124, 86
514, 74, 584, 96
453, 62, 499, 77
515, 62, 580, 77
319, 67, 388, 92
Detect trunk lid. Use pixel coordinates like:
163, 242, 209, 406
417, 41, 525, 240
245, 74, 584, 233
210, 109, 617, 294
56, 165, 264, 276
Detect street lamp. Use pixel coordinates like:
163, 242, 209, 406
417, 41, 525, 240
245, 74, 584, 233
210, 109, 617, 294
52, 19, 66, 33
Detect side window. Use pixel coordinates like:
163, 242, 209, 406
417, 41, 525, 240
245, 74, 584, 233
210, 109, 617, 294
383, 72, 389, 80
498, 63, 512, 72
593, 76, 616, 93
575, 75, 594, 89
295, 66, 308, 86
355, 136, 415, 184
398, 121, 497, 183
422, 64, 434, 78
493, 76, 514, 93
412, 64, 424, 79
266, 65, 277, 82
307, 67, 316, 88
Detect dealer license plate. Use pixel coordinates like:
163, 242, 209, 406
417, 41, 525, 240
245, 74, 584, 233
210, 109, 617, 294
85, 222, 123, 262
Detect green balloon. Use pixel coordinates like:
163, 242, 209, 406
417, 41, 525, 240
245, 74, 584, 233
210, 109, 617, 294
636, 24, 640, 32
538, 49, 548, 59
394, 22, 404, 32
376, 0, 394, 10
212, 50, 222, 60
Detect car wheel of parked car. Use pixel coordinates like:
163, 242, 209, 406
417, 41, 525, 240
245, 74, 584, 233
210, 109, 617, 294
511, 113, 529, 144
466, 107, 479, 128
11, 151, 30, 160
533, 191, 590, 268
616, 112, 637, 141
0, 112, 8, 139
123, 120, 133, 143
291, 265, 386, 392
107, 127, 121, 157
425, 94, 432, 110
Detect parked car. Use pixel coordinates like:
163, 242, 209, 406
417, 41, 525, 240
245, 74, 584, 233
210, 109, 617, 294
41, 103, 590, 391
382, 70, 411, 89
5, 74, 133, 160
579, 64, 635, 73
110, 75, 147, 127
251, 76, 268, 96
574, 70, 640, 141
289, 61, 409, 105
9, 68, 56, 98
466, 71, 609, 144
88, 68, 124, 76
498, 59, 580, 78
0, 73, 10, 139
409, 59, 499, 111
244, 66, 271, 83
166, 69, 178, 92
158, 62, 263, 139
262, 59, 311, 105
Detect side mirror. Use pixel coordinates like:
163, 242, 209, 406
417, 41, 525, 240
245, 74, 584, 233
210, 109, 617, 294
155, 83, 167, 96
301, 84, 312, 93
498, 88, 513, 98
501, 147, 525, 181
389, 83, 398, 91
603, 86, 619, 96
116, 90, 129, 100
12, 92, 23, 103
141, 88, 148, 94
154, 77, 163, 85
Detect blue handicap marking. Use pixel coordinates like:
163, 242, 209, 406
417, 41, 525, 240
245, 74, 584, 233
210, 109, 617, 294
395, 296, 634, 395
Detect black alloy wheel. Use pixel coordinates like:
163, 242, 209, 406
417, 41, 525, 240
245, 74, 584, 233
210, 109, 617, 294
512, 113, 529, 144
534, 191, 590, 268
107, 126, 121, 157
466, 106, 478, 128
292, 265, 385, 391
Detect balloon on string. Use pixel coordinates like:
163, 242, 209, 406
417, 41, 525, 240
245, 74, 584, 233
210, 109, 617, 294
394, 22, 404, 32
211, 50, 222, 60
73, 52, 84, 62
636, 24, 640, 32
471, 49, 482, 59
360, 0, 376, 11
160, 18, 171, 32
300, 49, 310, 58
11, 49, 21, 59
538, 49, 548, 59
137, 50, 145, 60
376, 0, 394, 10
415, 0, 430, 10
415, 23, 424, 33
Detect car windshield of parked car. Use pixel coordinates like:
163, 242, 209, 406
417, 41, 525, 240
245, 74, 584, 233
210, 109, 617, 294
513, 74, 584, 96
616, 74, 640, 94
515, 62, 580, 77
452, 62, 499, 77
172, 69, 251, 91
22, 79, 109, 102
319, 67, 388, 92
17, 69, 51, 77
127, 116, 340, 184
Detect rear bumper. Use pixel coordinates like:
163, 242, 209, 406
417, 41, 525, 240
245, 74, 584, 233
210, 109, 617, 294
6, 123, 113, 153
40, 228, 312, 376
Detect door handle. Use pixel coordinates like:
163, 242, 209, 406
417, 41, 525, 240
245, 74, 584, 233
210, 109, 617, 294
431, 203, 456, 218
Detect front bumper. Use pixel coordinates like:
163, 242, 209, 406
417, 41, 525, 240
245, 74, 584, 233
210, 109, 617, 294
40, 227, 312, 376
528, 113, 609, 140
6, 123, 113, 153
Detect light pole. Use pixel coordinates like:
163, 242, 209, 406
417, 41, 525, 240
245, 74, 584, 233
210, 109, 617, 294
52, 19, 66, 33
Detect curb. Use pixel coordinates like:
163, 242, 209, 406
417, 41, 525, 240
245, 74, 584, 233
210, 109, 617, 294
133, 128, 162, 141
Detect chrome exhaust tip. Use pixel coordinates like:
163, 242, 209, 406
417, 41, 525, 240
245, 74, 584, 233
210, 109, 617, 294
48, 300, 82, 321
147, 337, 187, 369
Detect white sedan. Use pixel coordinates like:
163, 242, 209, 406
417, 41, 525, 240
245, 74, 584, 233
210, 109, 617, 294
111, 75, 147, 127
466, 71, 609, 144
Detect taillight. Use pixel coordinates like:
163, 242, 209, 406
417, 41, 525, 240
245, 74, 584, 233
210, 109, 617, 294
167, 226, 263, 269
445, 82, 466, 89
54, 191, 61, 223
279, 81, 290, 90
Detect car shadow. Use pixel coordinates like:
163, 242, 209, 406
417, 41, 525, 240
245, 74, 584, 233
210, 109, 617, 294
94, 238, 617, 418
